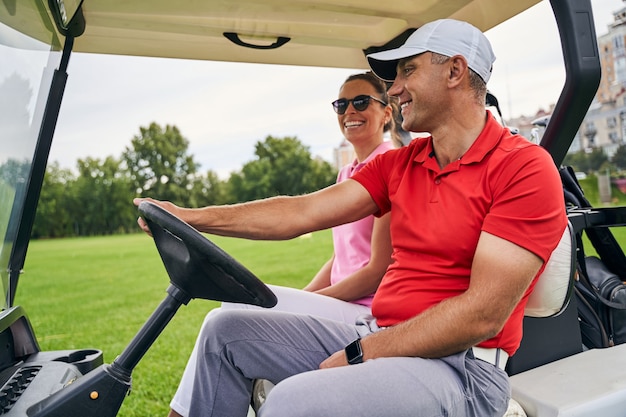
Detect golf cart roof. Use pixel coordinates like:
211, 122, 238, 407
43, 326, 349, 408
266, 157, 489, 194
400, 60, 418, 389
28, 0, 542, 68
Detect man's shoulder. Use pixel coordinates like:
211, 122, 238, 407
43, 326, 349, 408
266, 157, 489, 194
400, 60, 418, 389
494, 132, 552, 162
485, 132, 560, 191
498, 131, 540, 151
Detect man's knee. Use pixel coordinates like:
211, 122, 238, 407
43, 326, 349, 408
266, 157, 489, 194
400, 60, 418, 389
197, 309, 257, 353
257, 375, 316, 417
258, 371, 349, 417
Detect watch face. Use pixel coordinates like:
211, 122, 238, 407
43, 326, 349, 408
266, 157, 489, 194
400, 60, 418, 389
345, 339, 363, 364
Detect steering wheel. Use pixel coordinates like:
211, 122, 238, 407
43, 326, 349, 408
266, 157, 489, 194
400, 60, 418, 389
137, 201, 277, 308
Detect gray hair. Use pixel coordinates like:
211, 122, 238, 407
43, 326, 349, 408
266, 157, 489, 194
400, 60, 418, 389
430, 52, 487, 106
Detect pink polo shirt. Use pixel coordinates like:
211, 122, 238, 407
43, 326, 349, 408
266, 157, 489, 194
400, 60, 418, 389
330, 141, 395, 307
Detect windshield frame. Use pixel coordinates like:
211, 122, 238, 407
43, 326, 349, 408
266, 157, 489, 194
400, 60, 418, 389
0, 0, 67, 307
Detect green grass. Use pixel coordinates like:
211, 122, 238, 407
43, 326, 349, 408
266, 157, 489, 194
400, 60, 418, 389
21, 231, 333, 416
0, 181, 15, 247
582, 228, 626, 257
577, 175, 626, 207
571, 176, 626, 257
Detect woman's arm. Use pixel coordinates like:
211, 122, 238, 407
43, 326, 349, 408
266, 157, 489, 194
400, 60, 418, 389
302, 256, 334, 292
315, 213, 392, 301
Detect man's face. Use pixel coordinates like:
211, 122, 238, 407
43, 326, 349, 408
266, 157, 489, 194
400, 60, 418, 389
387, 52, 447, 134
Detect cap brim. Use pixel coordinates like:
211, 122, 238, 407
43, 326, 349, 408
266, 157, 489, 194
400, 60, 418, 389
366, 46, 427, 82
367, 57, 399, 82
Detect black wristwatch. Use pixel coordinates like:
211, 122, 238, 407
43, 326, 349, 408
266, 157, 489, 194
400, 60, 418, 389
345, 338, 364, 365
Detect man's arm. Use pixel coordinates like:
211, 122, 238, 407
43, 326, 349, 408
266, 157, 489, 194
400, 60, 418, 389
320, 231, 543, 368
134, 179, 378, 241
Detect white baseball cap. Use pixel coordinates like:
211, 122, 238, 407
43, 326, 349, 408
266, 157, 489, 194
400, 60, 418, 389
367, 19, 496, 83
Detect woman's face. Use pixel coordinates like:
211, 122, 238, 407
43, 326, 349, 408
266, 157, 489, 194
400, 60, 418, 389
336, 79, 391, 146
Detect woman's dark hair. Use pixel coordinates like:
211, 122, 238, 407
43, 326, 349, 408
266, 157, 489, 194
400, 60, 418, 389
342, 72, 407, 147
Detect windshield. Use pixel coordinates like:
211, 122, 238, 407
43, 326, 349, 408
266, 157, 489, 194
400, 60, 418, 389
0, 1, 62, 309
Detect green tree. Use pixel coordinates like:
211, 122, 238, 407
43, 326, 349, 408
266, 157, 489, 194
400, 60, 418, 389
228, 158, 272, 202
309, 156, 338, 190
588, 147, 609, 172
32, 162, 75, 238
72, 156, 136, 235
227, 136, 336, 202
612, 144, 626, 171
563, 150, 590, 173
188, 170, 232, 206
123, 123, 199, 206
0, 158, 30, 186
563, 147, 610, 174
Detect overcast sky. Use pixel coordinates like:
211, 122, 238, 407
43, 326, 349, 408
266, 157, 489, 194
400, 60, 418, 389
50, 0, 625, 178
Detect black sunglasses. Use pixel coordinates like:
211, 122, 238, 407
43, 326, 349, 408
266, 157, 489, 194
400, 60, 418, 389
331, 95, 388, 115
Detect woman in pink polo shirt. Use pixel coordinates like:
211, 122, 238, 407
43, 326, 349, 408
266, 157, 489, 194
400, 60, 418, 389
168, 72, 404, 417
300, 72, 402, 316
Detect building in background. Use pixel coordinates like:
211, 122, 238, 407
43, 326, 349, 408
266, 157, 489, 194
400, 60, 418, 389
333, 139, 354, 170
506, 1, 626, 159
582, 2, 626, 159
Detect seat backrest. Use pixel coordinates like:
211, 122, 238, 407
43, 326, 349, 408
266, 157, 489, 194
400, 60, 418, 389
505, 222, 582, 376
524, 222, 576, 318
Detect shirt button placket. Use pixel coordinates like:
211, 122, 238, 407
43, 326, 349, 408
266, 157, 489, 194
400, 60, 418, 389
430, 177, 441, 203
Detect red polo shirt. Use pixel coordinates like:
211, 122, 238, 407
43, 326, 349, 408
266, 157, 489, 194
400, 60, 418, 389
351, 113, 567, 355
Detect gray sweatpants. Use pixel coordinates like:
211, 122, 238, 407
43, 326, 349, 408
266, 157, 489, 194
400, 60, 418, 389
188, 309, 510, 417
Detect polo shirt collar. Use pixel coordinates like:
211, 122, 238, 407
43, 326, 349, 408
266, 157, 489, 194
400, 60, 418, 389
414, 111, 504, 169
351, 141, 394, 174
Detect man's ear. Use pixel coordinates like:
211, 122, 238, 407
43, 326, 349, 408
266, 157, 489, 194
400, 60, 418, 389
447, 55, 468, 87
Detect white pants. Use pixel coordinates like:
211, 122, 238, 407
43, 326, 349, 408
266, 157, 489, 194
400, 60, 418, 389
170, 285, 371, 416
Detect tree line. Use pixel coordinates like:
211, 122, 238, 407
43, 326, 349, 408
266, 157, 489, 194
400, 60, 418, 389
10, 125, 626, 239
17, 122, 337, 238
563, 144, 626, 175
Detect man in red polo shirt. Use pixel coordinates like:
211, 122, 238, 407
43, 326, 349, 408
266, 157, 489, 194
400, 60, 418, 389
136, 18, 566, 417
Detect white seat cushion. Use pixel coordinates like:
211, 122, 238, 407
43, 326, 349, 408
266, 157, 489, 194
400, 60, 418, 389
524, 225, 573, 318
503, 398, 528, 417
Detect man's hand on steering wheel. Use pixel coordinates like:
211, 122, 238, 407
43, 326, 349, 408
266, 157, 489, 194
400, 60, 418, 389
134, 198, 180, 236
